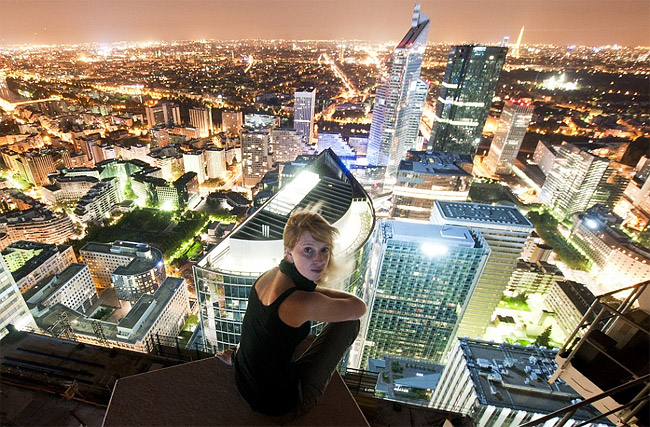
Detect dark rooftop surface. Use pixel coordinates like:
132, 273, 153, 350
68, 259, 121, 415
103, 356, 369, 426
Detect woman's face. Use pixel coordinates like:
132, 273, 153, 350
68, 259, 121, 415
286, 231, 331, 281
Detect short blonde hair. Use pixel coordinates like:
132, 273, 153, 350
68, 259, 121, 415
283, 211, 338, 254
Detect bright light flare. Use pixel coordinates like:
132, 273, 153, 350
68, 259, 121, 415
421, 243, 449, 257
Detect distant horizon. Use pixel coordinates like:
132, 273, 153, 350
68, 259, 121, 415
1, 0, 648, 48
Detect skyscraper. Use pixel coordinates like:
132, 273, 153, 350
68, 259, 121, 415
428, 45, 508, 155
366, 4, 430, 182
485, 99, 534, 175
540, 143, 630, 221
359, 220, 490, 367
293, 89, 316, 143
189, 107, 213, 137
145, 101, 181, 128
194, 150, 375, 352
240, 128, 272, 187
431, 201, 533, 340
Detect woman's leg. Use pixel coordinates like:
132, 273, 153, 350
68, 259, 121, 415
294, 320, 361, 412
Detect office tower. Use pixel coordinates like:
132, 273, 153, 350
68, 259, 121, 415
431, 201, 533, 340
391, 151, 473, 221
293, 88, 316, 143
205, 146, 226, 180
485, 99, 534, 175
570, 206, 650, 287
550, 282, 648, 426
359, 220, 490, 367
271, 128, 316, 163
241, 128, 272, 187
80, 241, 166, 296
428, 45, 508, 155
366, 4, 430, 182
0, 256, 36, 339
182, 151, 206, 184
430, 339, 607, 427
221, 110, 243, 134
24, 263, 98, 314
194, 149, 375, 352
189, 107, 213, 137
539, 143, 630, 221
145, 101, 181, 128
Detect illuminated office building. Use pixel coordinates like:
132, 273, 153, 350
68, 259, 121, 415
0, 256, 36, 339
359, 220, 490, 367
182, 151, 206, 184
189, 107, 213, 137
431, 201, 533, 340
366, 4, 430, 182
294, 89, 316, 143
241, 128, 272, 187
194, 149, 375, 352
145, 101, 181, 128
205, 146, 226, 180
428, 45, 508, 155
540, 143, 630, 221
221, 111, 243, 134
391, 151, 473, 221
270, 128, 315, 163
485, 99, 534, 175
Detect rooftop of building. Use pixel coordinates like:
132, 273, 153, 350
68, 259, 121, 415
80, 241, 164, 277
434, 200, 534, 229
457, 338, 603, 421
118, 277, 183, 330
384, 220, 478, 249
553, 280, 599, 315
2, 241, 70, 283
515, 259, 563, 275
398, 150, 473, 177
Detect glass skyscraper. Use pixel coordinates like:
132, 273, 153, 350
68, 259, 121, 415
366, 4, 430, 182
428, 45, 508, 156
358, 220, 490, 367
194, 149, 376, 352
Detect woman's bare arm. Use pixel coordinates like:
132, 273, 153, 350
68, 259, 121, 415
279, 290, 366, 327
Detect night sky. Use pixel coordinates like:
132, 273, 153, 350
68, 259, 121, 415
1, 0, 648, 47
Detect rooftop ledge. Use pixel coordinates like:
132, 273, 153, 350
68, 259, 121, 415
103, 356, 369, 426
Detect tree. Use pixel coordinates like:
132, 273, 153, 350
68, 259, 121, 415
535, 326, 552, 347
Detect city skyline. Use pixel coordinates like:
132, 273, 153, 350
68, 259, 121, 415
1, 0, 649, 47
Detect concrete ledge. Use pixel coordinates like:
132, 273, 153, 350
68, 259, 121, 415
103, 356, 369, 426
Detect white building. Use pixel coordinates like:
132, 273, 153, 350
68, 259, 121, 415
182, 151, 206, 184
486, 100, 534, 175
294, 89, 316, 143
24, 263, 98, 315
189, 107, 213, 138
205, 146, 226, 180
270, 128, 315, 163
0, 256, 36, 339
42, 176, 99, 205
74, 177, 123, 223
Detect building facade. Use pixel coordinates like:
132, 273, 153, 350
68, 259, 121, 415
485, 99, 534, 175
189, 107, 213, 138
241, 128, 272, 187
0, 255, 36, 339
360, 220, 490, 367
294, 89, 316, 143
431, 201, 533, 340
145, 102, 181, 128
24, 263, 98, 315
428, 45, 508, 156
507, 260, 564, 295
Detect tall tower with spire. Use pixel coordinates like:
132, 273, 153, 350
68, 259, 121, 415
366, 4, 430, 183
513, 26, 524, 58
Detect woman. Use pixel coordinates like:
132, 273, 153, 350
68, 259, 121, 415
230, 211, 366, 419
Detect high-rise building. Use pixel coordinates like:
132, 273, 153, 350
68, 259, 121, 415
539, 143, 630, 221
359, 220, 490, 367
80, 241, 166, 296
430, 339, 608, 427
271, 128, 316, 163
544, 280, 599, 339
145, 102, 181, 128
24, 263, 98, 315
391, 151, 473, 221
366, 4, 430, 182
205, 146, 226, 180
182, 151, 206, 184
12, 148, 72, 186
241, 128, 272, 187
189, 107, 213, 138
293, 89, 316, 143
431, 201, 533, 340
194, 150, 375, 352
507, 260, 564, 295
485, 99, 534, 175
221, 110, 243, 134
428, 45, 508, 155
624, 155, 650, 215
0, 255, 36, 339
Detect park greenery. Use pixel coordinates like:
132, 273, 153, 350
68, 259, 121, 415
499, 293, 531, 311
526, 211, 590, 271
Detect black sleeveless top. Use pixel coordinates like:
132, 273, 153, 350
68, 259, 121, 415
233, 260, 315, 416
